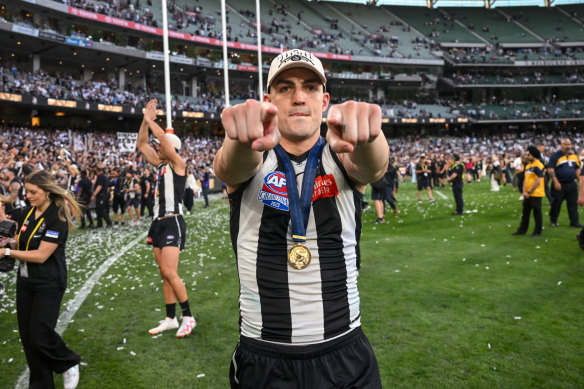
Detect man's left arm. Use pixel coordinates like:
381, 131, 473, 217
326, 101, 389, 187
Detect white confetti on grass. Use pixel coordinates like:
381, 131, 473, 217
197, 374, 206, 378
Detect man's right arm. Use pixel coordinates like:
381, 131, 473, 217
214, 100, 280, 191
137, 117, 160, 167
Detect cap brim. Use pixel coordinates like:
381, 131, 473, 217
269, 64, 327, 88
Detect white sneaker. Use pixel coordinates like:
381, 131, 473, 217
63, 364, 79, 389
148, 317, 179, 335
176, 316, 196, 338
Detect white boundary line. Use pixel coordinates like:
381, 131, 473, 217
15, 231, 147, 389
14, 205, 229, 388
434, 190, 448, 199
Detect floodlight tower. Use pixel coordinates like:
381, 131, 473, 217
221, 0, 230, 107
161, 0, 172, 130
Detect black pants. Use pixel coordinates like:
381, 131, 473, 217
550, 181, 579, 225
17, 283, 80, 389
383, 185, 397, 210
518, 196, 543, 234
453, 182, 464, 213
202, 186, 210, 207
230, 327, 381, 389
184, 188, 194, 212
78, 197, 93, 227
140, 195, 153, 218
95, 194, 112, 227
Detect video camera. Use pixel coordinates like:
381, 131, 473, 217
0, 220, 16, 272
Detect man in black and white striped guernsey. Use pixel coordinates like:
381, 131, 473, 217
137, 99, 196, 339
215, 49, 389, 389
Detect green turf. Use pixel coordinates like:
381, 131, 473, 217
0, 181, 583, 388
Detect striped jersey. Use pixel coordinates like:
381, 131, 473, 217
153, 162, 186, 219
229, 143, 363, 344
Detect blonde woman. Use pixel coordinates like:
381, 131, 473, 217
0, 169, 83, 389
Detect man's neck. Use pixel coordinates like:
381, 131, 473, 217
279, 134, 320, 156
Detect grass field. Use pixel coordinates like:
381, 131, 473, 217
1, 180, 583, 388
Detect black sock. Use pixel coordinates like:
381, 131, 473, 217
166, 303, 176, 319
179, 300, 192, 317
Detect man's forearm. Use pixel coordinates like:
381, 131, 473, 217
137, 118, 150, 149
214, 137, 263, 186
347, 134, 389, 184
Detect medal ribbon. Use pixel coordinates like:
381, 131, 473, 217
274, 137, 325, 244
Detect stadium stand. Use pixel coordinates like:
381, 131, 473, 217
0, 0, 583, 135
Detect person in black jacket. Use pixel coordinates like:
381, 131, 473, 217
0, 169, 83, 389
448, 154, 465, 215
76, 169, 94, 228
90, 165, 113, 228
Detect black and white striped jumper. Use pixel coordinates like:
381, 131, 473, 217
153, 162, 186, 220
229, 143, 363, 344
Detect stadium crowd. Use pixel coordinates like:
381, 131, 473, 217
0, 66, 227, 114
0, 125, 222, 226
2, 124, 583, 227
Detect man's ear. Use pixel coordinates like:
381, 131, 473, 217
322, 92, 330, 112
263, 93, 271, 103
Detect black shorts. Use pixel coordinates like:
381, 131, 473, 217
147, 215, 186, 250
112, 195, 125, 213
230, 327, 381, 389
417, 177, 431, 190
125, 197, 140, 209
370, 187, 386, 200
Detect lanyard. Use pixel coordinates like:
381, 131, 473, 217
274, 137, 324, 243
17, 207, 45, 251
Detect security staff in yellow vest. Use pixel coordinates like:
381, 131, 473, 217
512, 146, 545, 237
548, 139, 582, 228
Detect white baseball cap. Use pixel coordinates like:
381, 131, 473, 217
153, 133, 181, 151
267, 49, 327, 90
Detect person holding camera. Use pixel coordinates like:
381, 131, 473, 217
0, 169, 83, 389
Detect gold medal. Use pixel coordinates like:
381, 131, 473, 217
288, 243, 311, 270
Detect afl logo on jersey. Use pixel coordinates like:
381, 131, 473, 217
258, 171, 289, 211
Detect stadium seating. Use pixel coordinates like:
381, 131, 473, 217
504, 6, 584, 43
389, 5, 481, 44
443, 7, 540, 44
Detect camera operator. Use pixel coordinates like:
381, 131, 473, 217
0, 170, 82, 388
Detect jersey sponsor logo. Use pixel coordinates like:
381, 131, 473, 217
258, 171, 289, 211
45, 230, 59, 239
312, 174, 339, 201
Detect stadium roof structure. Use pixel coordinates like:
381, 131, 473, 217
313, 0, 584, 7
